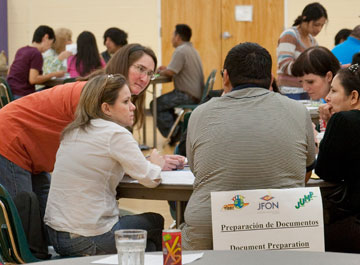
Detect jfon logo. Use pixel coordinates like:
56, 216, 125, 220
257, 195, 279, 211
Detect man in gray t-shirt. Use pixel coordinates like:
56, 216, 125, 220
150, 24, 204, 144
181, 42, 316, 250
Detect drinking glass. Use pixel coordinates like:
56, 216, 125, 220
115, 229, 147, 265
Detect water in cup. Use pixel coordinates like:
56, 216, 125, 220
115, 229, 147, 265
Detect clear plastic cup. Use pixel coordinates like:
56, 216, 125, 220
115, 229, 147, 265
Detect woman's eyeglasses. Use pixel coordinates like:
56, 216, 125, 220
132, 64, 156, 80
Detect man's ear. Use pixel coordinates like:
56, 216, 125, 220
350, 90, 360, 105
269, 74, 275, 91
101, 102, 112, 116
42, 34, 49, 42
222, 69, 232, 93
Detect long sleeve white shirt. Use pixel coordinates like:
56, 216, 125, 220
44, 119, 161, 236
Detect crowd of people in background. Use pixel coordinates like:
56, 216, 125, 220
1, 1, 360, 260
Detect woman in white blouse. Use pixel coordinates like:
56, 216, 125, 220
45, 74, 165, 256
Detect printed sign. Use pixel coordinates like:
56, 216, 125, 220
211, 187, 324, 252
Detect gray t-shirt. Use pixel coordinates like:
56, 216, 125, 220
167, 42, 204, 100
181, 87, 316, 250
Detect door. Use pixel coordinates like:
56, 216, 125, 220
161, 0, 284, 93
221, 0, 284, 76
161, 0, 222, 93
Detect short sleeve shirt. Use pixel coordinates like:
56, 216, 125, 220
167, 42, 204, 100
7, 46, 43, 96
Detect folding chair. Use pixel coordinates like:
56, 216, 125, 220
0, 184, 39, 263
166, 69, 217, 142
0, 77, 13, 108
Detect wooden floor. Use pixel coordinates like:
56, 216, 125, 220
119, 114, 176, 228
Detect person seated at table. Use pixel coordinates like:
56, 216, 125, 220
315, 64, 360, 253
334, 28, 352, 46
352, 52, 360, 65
7, 25, 65, 99
0, 43, 185, 222
101, 27, 128, 63
67, 31, 105, 78
332, 25, 360, 65
151, 24, 204, 145
292, 46, 340, 101
181, 42, 316, 250
45, 74, 165, 256
36, 28, 73, 90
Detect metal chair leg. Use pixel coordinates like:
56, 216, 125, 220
166, 109, 185, 143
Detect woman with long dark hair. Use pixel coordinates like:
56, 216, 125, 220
277, 2, 327, 100
67, 31, 105, 77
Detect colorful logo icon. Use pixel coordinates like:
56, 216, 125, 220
257, 194, 279, 210
222, 194, 249, 210
295, 191, 315, 209
261, 195, 274, 201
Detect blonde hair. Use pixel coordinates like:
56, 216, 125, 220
53, 28, 72, 54
61, 74, 127, 138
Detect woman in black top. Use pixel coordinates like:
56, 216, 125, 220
315, 64, 360, 253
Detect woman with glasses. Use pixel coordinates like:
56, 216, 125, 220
0, 44, 184, 228
315, 64, 360, 253
45, 74, 165, 256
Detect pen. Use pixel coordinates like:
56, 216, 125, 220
320, 98, 326, 104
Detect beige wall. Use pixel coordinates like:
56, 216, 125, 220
7, 0, 160, 64
286, 0, 360, 50
7, 0, 359, 63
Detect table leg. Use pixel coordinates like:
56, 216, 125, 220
175, 200, 183, 228
142, 110, 147, 145
153, 83, 157, 148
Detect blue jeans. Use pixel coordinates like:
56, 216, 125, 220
0, 154, 50, 219
47, 212, 164, 256
150, 90, 197, 137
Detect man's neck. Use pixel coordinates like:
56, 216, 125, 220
31, 42, 43, 52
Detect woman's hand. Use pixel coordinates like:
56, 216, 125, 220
319, 103, 333, 123
148, 149, 165, 169
162, 155, 186, 171
58, 50, 73, 61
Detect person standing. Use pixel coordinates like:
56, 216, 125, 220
7, 25, 65, 98
181, 42, 316, 250
277, 2, 327, 100
151, 24, 204, 144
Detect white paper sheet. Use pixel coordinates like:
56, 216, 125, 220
122, 170, 195, 185
91, 253, 203, 264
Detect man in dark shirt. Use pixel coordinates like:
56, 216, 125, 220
7, 25, 65, 98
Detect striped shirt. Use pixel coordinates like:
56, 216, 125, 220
277, 27, 317, 89
181, 87, 316, 250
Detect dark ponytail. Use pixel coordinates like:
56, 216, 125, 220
292, 2, 328, 26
